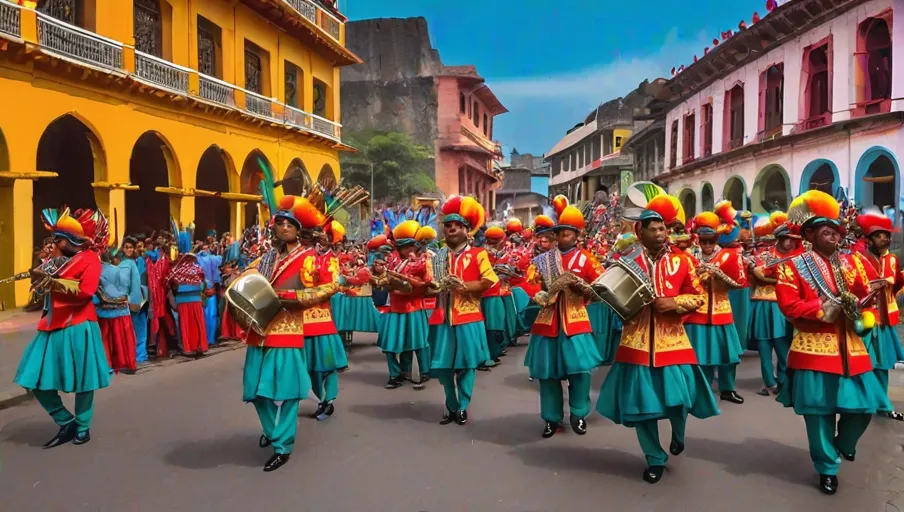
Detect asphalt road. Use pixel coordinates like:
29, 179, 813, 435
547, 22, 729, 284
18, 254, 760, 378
1, 334, 904, 512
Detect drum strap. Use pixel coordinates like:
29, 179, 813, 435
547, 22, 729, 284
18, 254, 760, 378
532, 250, 564, 286
258, 250, 278, 281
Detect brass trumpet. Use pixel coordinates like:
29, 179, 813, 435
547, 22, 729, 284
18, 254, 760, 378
0, 256, 70, 294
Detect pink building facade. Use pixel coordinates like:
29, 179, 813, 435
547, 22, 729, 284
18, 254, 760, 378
435, 66, 507, 213
659, 0, 904, 217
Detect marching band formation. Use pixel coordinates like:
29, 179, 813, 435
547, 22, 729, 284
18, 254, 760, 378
11, 179, 904, 495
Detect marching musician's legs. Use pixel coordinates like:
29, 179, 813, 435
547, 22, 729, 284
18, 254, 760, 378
322, 371, 339, 402
701, 366, 716, 387
73, 391, 95, 434
456, 369, 475, 411
414, 348, 430, 377
567, 372, 591, 434
804, 415, 841, 476
310, 371, 323, 401
667, 407, 688, 454
757, 339, 778, 388
635, 419, 668, 483
539, 379, 564, 424
385, 353, 403, 379
717, 365, 736, 392
270, 399, 300, 455
435, 369, 460, 411
34, 389, 76, 427
775, 333, 791, 387
252, 398, 277, 442
835, 413, 871, 460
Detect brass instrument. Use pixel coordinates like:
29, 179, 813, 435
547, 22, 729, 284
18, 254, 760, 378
493, 264, 523, 279
0, 256, 70, 294
698, 262, 745, 289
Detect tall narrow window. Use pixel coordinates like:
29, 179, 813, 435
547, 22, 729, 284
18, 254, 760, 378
855, 14, 893, 116
483, 113, 488, 136
474, 102, 480, 128
197, 16, 222, 78
313, 79, 327, 118
244, 41, 263, 94
459, 93, 466, 113
801, 39, 832, 129
39, 0, 79, 25
701, 102, 713, 157
285, 61, 300, 108
683, 112, 695, 162
669, 120, 678, 168
134, 0, 162, 56
760, 64, 784, 137
724, 84, 745, 150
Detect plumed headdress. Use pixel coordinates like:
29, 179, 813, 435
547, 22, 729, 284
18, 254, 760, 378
392, 219, 421, 247
639, 194, 685, 226
856, 209, 894, 237
532, 215, 555, 234
693, 212, 722, 237
787, 190, 843, 235
441, 195, 485, 235
367, 234, 390, 252
415, 225, 437, 243
505, 218, 523, 235
485, 224, 506, 240
324, 220, 346, 245
274, 195, 304, 229
550, 196, 585, 232
41, 207, 110, 250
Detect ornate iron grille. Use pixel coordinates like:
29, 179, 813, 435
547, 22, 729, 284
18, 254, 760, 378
133, 0, 161, 57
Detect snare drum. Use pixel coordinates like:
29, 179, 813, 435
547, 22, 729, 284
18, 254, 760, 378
591, 259, 656, 321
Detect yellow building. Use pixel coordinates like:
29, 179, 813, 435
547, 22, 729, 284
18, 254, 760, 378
0, 0, 361, 308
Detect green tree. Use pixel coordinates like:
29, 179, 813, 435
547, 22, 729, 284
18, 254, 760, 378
340, 130, 436, 203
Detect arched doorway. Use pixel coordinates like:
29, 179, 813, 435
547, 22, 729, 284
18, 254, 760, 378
0, 128, 13, 308
723, 176, 747, 211
195, 145, 232, 240
701, 182, 714, 211
800, 159, 839, 196
282, 158, 311, 196
240, 150, 267, 229
751, 165, 791, 213
856, 147, 899, 212
317, 163, 337, 189
678, 188, 696, 218
127, 131, 178, 235
34, 114, 106, 248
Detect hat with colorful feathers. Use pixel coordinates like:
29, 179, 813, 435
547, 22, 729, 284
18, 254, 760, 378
505, 218, 523, 235
551, 196, 585, 232
42, 207, 110, 250
367, 234, 390, 252
639, 194, 685, 225
273, 195, 304, 230
415, 225, 437, 243
485, 224, 506, 240
324, 220, 345, 245
532, 215, 555, 234
856, 208, 894, 237
787, 190, 843, 235
392, 219, 421, 247
693, 212, 722, 237
441, 195, 485, 235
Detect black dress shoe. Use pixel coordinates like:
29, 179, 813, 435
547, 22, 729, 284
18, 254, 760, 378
477, 365, 491, 372
720, 391, 745, 404
669, 438, 685, 456
887, 411, 904, 421
311, 402, 328, 419
834, 437, 854, 461
44, 422, 77, 449
316, 401, 335, 421
263, 453, 290, 472
570, 416, 587, 435
259, 435, 271, 448
73, 431, 90, 445
440, 408, 455, 425
455, 409, 468, 425
542, 422, 561, 438
643, 466, 664, 484
819, 474, 838, 495
492, 357, 502, 364
385, 377, 404, 389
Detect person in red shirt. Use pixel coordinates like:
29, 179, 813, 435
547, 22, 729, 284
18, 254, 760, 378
14, 207, 113, 448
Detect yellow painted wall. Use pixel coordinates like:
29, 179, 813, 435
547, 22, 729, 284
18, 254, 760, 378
0, 0, 349, 309
614, 129, 632, 151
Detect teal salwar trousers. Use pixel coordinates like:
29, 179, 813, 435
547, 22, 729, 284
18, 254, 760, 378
757, 337, 790, 388
252, 398, 300, 455
803, 414, 872, 475
387, 349, 430, 379
635, 408, 688, 466
34, 390, 95, 434
435, 369, 475, 412
539, 373, 591, 423
701, 365, 736, 392
311, 372, 339, 402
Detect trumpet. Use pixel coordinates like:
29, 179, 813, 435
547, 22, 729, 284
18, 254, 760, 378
698, 262, 745, 289
0, 256, 70, 294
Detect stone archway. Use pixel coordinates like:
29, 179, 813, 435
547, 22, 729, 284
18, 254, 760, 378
282, 158, 312, 196
701, 182, 714, 211
856, 146, 900, 212
722, 176, 747, 211
33, 113, 107, 249
751, 165, 791, 213
240, 150, 267, 229
127, 131, 180, 234
678, 188, 696, 218
800, 159, 839, 196
195, 145, 232, 240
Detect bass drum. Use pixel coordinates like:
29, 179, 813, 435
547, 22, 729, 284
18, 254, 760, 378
591, 259, 655, 321
226, 271, 283, 335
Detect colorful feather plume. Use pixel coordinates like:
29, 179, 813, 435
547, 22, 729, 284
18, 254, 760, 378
258, 157, 277, 215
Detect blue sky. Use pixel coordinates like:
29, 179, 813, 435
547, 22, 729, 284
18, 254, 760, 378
343, 0, 765, 156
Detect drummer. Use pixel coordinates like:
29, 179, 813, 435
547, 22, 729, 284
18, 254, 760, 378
523, 197, 603, 439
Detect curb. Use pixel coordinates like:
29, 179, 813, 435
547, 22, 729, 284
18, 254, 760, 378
0, 340, 246, 410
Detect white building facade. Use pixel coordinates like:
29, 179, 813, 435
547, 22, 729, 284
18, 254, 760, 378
658, 0, 903, 216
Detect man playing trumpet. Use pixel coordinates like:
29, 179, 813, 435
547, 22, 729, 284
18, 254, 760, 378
685, 211, 747, 405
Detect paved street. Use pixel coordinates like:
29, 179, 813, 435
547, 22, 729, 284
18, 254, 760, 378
1, 333, 904, 511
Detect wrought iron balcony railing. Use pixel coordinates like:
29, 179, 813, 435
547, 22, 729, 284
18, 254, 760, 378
285, 105, 341, 142
0, 0, 21, 39
199, 74, 236, 107
36, 12, 123, 71
135, 51, 190, 94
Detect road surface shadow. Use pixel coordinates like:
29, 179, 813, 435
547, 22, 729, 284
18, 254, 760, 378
684, 436, 811, 487
338, 369, 389, 388
502, 373, 538, 392
163, 433, 267, 469
513, 444, 641, 480
348, 400, 438, 424
346, 345, 385, 363
734, 376, 767, 393
1, 421, 54, 447
466, 412, 547, 447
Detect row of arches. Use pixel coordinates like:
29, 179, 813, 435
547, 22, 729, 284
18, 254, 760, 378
18, 114, 335, 244
675, 148, 900, 217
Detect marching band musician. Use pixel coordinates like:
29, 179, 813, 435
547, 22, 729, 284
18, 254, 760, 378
168, 252, 209, 358
853, 211, 904, 421
523, 198, 603, 438
596, 194, 719, 484
507, 222, 535, 340
415, 226, 439, 365
335, 244, 380, 347
716, 201, 753, 352
749, 212, 802, 396
501, 219, 525, 343
302, 218, 347, 422
238, 196, 313, 472
520, 215, 556, 335
774, 190, 891, 495
373, 220, 433, 390
481, 224, 514, 368
428, 195, 497, 426
685, 211, 747, 405
15, 208, 113, 448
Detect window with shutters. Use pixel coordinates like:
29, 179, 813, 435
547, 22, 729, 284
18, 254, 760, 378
197, 16, 222, 78
483, 113, 488, 136
723, 84, 745, 151
683, 112, 695, 162
854, 12, 893, 117
459, 93, 466, 114
134, 0, 162, 57
285, 61, 301, 108
700, 102, 713, 157
474, 102, 480, 128
669, 119, 678, 168
313, 79, 327, 118
244, 41, 263, 94
759, 64, 784, 138
800, 37, 832, 130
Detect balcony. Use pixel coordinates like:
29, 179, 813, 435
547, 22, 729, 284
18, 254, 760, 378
36, 12, 123, 72
135, 51, 190, 94
282, 0, 341, 42
0, 0, 20, 39
199, 74, 236, 108
244, 90, 279, 122
285, 105, 341, 142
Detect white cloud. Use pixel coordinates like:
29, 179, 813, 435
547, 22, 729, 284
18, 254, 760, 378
490, 30, 708, 102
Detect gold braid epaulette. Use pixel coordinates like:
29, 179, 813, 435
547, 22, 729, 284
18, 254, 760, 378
674, 295, 705, 315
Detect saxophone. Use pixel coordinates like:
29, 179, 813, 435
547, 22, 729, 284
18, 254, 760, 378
698, 260, 745, 289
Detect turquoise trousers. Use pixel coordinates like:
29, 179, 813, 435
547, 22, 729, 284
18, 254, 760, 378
386, 349, 430, 379
435, 369, 475, 411
310, 371, 339, 402
702, 365, 736, 392
252, 398, 300, 455
757, 337, 790, 388
34, 390, 95, 434
539, 373, 591, 423
804, 414, 871, 475
634, 408, 688, 466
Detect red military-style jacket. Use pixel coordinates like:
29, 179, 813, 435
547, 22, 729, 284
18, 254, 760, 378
615, 247, 705, 368
39, 249, 102, 332
776, 251, 877, 376
299, 248, 339, 336
387, 252, 433, 314
428, 245, 498, 326
482, 247, 513, 298
243, 245, 307, 349
686, 246, 747, 325
527, 247, 601, 337
855, 248, 904, 326
749, 245, 804, 302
